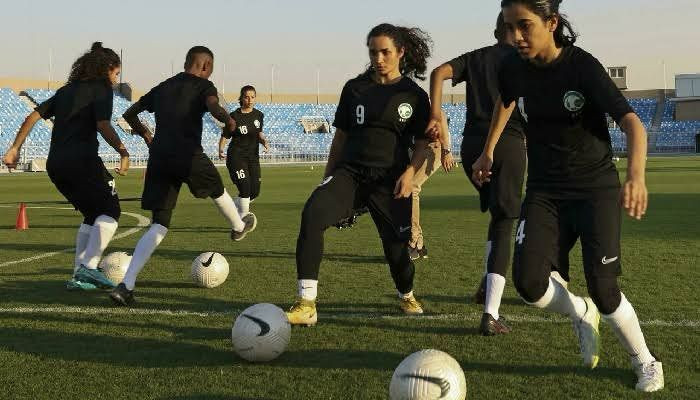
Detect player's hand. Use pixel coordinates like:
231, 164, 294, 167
219, 149, 226, 160
115, 154, 130, 176
393, 170, 415, 199
141, 132, 153, 146
3, 147, 20, 170
424, 114, 441, 141
622, 178, 647, 220
471, 152, 493, 187
263, 141, 270, 153
441, 151, 455, 173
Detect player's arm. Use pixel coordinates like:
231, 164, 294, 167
206, 95, 236, 134
472, 96, 515, 186
324, 128, 347, 178
2, 111, 42, 169
618, 113, 647, 220
257, 131, 270, 153
96, 120, 130, 176
122, 100, 153, 145
426, 63, 454, 139
394, 138, 429, 199
218, 134, 228, 160
439, 110, 454, 172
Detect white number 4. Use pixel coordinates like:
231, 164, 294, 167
108, 179, 117, 196
235, 169, 246, 179
515, 220, 526, 245
356, 105, 365, 124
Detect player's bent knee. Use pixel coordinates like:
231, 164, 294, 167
513, 259, 550, 303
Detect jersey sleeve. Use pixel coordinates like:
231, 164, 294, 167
222, 112, 235, 139
405, 89, 430, 141
139, 87, 156, 113
35, 96, 56, 119
332, 82, 352, 131
259, 112, 265, 130
92, 84, 114, 122
201, 80, 219, 103
580, 53, 634, 123
447, 52, 470, 86
497, 54, 521, 107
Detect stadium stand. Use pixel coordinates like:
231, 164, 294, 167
656, 99, 700, 152
0, 88, 52, 159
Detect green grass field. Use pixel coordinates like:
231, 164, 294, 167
0, 157, 698, 399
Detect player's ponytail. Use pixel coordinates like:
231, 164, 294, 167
500, 0, 578, 47
67, 42, 121, 85
365, 23, 433, 81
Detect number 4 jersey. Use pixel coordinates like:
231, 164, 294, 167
333, 74, 430, 170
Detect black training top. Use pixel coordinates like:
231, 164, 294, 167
498, 46, 634, 198
35, 80, 113, 165
449, 43, 524, 138
333, 74, 430, 170
223, 108, 264, 160
139, 72, 218, 158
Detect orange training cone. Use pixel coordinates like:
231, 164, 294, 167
15, 203, 28, 230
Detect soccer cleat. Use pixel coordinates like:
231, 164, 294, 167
472, 276, 486, 304
572, 297, 601, 369
399, 294, 424, 315
418, 245, 428, 259
65, 279, 98, 291
633, 360, 664, 392
74, 265, 116, 289
286, 298, 317, 326
231, 213, 257, 242
479, 313, 512, 336
109, 283, 135, 306
408, 245, 420, 261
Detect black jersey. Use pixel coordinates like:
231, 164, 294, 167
223, 108, 264, 159
35, 80, 113, 165
333, 74, 430, 170
448, 43, 524, 138
498, 46, 634, 198
139, 72, 218, 158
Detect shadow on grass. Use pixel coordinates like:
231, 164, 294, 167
158, 397, 271, 400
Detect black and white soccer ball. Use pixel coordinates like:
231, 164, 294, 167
231, 303, 291, 362
98, 252, 132, 284
191, 252, 229, 288
389, 349, 467, 400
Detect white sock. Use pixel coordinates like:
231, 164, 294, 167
298, 279, 318, 301
82, 215, 118, 269
122, 224, 168, 290
239, 197, 251, 215
602, 293, 655, 366
527, 277, 586, 319
399, 290, 414, 300
550, 270, 568, 289
483, 241, 492, 276
73, 223, 92, 274
484, 273, 506, 320
213, 190, 244, 231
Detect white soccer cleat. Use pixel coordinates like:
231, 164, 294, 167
634, 360, 664, 392
572, 297, 601, 369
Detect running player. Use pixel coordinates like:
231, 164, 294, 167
110, 46, 256, 306
218, 85, 269, 217
3, 42, 128, 291
286, 23, 435, 326
427, 12, 527, 335
472, 0, 663, 391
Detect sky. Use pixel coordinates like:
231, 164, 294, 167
0, 0, 698, 95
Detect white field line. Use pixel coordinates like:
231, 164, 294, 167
0, 306, 697, 328
0, 206, 150, 267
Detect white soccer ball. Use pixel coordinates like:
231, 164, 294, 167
232, 303, 291, 362
98, 252, 132, 284
389, 349, 467, 400
191, 252, 229, 288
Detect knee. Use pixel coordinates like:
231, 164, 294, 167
299, 200, 328, 237
586, 275, 621, 314
513, 255, 550, 303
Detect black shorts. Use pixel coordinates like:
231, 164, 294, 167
310, 164, 412, 241
461, 134, 526, 218
47, 157, 120, 222
513, 189, 622, 283
141, 152, 225, 210
226, 155, 261, 199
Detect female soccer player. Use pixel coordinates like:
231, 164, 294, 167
2, 42, 129, 290
472, 0, 663, 391
286, 23, 435, 326
218, 85, 269, 216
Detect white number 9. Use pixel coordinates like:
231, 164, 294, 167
356, 105, 365, 124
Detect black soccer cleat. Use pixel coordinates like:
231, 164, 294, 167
472, 276, 486, 304
479, 313, 512, 336
110, 283, 135, 307
231, 213, 257, 241
418, 245, 428, 259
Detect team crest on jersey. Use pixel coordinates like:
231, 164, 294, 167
397, 103, 413, 121
254, 120, 260, 128
563, 91, 585, 112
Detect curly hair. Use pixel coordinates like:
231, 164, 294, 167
364, 23, 433, 81
67, 42, 121, 85
501, 0, 578, 47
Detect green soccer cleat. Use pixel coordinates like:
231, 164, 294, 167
573, 297, 601, 369
74, 265, 116, 289
65, 279, 98, 291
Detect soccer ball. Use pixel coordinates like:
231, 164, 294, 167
231, 303, 291, 362
98, 252, 132, 284
389, 349, 467, 400
191, 252, 229, 288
